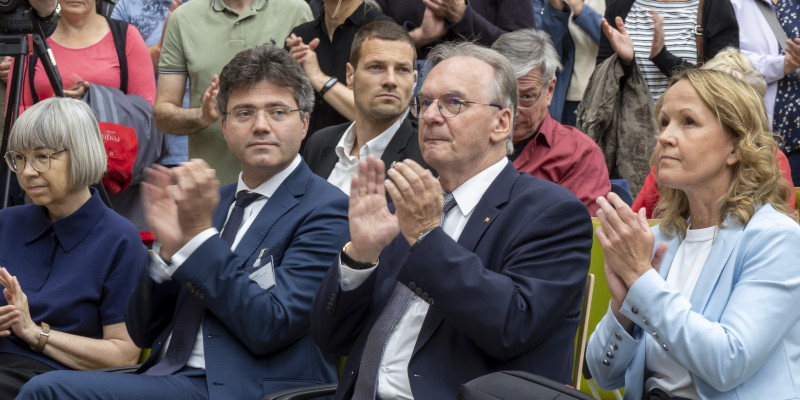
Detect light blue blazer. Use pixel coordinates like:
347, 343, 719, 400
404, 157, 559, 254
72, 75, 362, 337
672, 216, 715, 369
587, 205, 800, 399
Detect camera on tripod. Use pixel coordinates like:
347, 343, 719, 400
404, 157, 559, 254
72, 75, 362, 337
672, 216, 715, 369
0, 0, 66, 207
0, 0, 40, 33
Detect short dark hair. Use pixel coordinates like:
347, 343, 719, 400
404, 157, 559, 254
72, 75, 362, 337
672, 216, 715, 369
349, 20, 416, 67
217, 44, 314, 119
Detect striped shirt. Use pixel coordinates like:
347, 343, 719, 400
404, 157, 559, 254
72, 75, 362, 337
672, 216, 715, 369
627, 0, 699, 101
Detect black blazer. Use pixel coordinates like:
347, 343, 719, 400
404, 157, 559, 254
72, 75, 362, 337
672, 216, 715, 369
302, 118, 432, 179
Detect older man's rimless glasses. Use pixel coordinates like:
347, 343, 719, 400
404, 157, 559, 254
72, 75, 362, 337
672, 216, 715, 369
410, 93, 503, 119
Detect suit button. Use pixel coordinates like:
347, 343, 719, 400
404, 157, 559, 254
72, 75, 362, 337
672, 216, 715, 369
642, 317, 648, 325
602, 358, 610, 366
606, 351, 614, 359
631, 306, 639, 314
662, 343, 669, 351
610, 342, 618, 351
429, 298, 435, 306
615, 332, 622, 340
408, 282, 416, 290
421, 292, 429, 301
414, 288, 422, 296
651, 331, 659, 339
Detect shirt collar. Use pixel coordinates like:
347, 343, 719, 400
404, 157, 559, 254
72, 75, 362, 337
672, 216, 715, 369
315, 2, 372, 33
534, 111, 557, 148
235, 155, 301, 199
335, 114, 407, 162
26, 188, 106, 252
212, 0, 268, 14
451, 158, 508, 217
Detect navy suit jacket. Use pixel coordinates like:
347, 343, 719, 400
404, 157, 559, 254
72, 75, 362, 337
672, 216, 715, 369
311, 162, 593, 399
302, 118, 431, 180
126, 161, 350, 400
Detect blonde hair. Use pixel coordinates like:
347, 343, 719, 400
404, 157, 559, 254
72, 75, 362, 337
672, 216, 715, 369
703, 47, 767, 99
654, 69, 796, 237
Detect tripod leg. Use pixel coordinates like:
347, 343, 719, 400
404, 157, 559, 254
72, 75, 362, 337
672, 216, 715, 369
31, 33, 64, 98
1, 43, 29, 208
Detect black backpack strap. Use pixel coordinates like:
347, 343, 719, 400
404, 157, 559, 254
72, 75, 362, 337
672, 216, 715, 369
28, 19, 128, 102
106, 17, 128, 94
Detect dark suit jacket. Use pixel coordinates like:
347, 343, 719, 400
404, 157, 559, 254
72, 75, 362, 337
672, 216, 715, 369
126, 161, 350, 400
302, 118, 430, 180
311, 162, 593, 399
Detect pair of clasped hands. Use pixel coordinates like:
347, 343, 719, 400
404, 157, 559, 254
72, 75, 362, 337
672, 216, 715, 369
595, 193, 668, 331
344, 156, 442, 265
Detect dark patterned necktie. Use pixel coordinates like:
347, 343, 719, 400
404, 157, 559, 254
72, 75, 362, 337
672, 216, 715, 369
145, 191, 261, 376
351, 193, 457, 399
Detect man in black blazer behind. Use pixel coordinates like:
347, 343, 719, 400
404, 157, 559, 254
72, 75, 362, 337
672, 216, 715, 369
302, 21, 430, 195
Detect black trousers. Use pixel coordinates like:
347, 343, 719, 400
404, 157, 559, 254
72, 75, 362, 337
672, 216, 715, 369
0, 353, 55, 400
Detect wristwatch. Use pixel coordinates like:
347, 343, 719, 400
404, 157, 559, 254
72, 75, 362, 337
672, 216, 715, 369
32, 322, 51, 352
36, 3, 61, 25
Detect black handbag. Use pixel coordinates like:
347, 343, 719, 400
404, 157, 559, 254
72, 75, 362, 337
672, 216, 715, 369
458, 371, 596, 400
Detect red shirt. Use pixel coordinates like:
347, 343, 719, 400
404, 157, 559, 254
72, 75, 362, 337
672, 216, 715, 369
633, 150, 796, 218
10, 25, 156, 112
512, 112, 611, 216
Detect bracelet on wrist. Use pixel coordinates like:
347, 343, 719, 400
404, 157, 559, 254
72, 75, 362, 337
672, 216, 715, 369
318, 77, 338, 97
341, 241, 377, 270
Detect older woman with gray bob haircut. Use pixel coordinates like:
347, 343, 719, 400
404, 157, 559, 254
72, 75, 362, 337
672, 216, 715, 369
0, 97, 146, 400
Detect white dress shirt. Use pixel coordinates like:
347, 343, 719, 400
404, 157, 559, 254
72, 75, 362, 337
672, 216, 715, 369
644, 224, 715, 399
147, 155, 301, 369
339, 158, 509, 399
327, 115, 406, 195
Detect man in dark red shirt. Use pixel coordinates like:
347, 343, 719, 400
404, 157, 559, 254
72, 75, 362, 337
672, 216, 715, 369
494, 28, 610, 215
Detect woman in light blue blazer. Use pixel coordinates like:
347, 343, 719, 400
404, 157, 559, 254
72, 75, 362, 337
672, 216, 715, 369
587, 68, 800, 400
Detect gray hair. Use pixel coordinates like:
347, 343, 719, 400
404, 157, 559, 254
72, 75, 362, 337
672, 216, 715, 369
217, 44, 314, 120
492, 29, 562, 83
9, 97, 107, 188
424, 41, 518, 155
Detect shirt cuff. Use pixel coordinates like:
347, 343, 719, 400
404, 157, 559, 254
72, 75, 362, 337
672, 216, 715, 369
338, 254, 378, 292
147, 228, 219, 283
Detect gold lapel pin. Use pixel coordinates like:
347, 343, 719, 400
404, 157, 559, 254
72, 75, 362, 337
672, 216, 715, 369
484, 217, 490, 223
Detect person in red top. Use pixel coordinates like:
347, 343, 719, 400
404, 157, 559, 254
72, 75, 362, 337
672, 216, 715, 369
10, 0, 155, 111
493, 29, 610, 215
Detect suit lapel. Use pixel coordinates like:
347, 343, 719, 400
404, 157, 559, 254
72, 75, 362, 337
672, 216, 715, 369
412, 163, 519, 356
688, 221, 743, 312
231, 164, 308, 260
456, 163, 517, 253
380, 119, 414, 169
317, 144, 338, 178
213, 185, 237, 230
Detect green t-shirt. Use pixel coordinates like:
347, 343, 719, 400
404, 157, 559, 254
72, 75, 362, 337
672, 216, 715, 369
159, 0, 312, 184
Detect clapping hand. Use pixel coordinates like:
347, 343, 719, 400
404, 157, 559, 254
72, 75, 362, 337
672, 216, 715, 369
345, 156, 399, 263
385, 159, 442, 247
0, 267, 36, 344
601, 16, 634, 64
